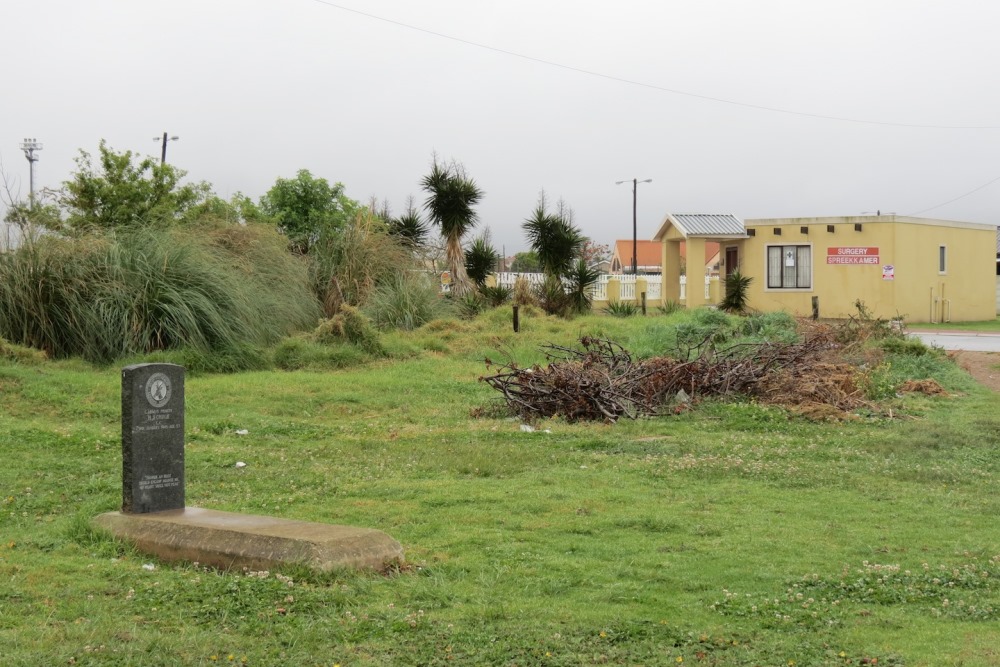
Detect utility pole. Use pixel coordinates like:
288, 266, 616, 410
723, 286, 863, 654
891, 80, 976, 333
154, 132, 179, 165
615, 178, 652, 274
19, 138, 43, 208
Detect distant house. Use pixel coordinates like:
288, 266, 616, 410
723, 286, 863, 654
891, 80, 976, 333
610, 240, 661, 274
610, 238, 719, 275
653, 213, 996, 322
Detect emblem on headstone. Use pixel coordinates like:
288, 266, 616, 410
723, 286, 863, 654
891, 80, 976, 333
145, 373, 172, 408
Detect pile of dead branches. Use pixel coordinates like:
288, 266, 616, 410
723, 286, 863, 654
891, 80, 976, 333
480, 330, 872, 422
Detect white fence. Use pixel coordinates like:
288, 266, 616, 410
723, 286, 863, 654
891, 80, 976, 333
494, 273, 711, 303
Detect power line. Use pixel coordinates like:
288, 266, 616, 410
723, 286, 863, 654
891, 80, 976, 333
906, 174, 1000, 216
309, 0, 1000, 131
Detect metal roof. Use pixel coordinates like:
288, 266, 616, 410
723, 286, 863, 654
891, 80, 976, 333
669, 213, 746, 237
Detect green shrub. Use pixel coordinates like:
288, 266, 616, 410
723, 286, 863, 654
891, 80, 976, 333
310, 209, 411, 316
879, 336, 932, 356
272, 337, 368, 370
856, 361, 897, 400
480, 284, 512, 307
564, 258, 601, 314
719, 270, 752, 313
606, 300, 639, 318
534, 275, 571, 317
657, 300, 681, 315
739, 311, 799, 343
312, 305, 384, 355
365, 271, 453, 331
457, 292, 488, 319
0, 224, 318, 362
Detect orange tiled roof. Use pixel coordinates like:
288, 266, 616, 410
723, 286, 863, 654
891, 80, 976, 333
613, 239, 719, 267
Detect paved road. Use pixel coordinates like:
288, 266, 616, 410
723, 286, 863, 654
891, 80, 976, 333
908, 331, 1000, 352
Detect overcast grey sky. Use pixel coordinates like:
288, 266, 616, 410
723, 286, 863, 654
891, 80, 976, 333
2, 0, 998, 253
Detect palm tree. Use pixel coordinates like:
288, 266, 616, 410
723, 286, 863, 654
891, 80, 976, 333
421, 158, 483, 295
465, 234, 499, 287
388, 196, 429, 248
522, 194, 584, 277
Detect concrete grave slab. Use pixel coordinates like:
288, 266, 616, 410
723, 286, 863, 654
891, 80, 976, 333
94, 507, 404, 572
97, 362, 404, 572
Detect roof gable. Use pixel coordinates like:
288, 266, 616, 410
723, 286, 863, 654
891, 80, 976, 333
653, 213, 747, 240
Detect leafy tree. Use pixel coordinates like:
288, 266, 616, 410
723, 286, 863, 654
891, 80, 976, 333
464, 234, 499, 287
388, 196, 429, 248
260, 170, 359, 254
522, 193, 584, 277
420, 157, 483, 295
510, 251, 541, 273
579, 239, 611, 267
61, 141, 205, 231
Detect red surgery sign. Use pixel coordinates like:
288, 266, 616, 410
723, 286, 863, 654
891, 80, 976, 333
827, 247, 880, 265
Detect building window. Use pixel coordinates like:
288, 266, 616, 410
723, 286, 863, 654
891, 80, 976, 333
938, 245, 947, 274
767, 245, 811, 289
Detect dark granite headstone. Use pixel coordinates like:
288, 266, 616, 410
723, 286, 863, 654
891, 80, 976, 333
121, 363, 185, 513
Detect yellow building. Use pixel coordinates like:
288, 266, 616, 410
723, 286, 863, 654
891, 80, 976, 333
653, 214, 996, 323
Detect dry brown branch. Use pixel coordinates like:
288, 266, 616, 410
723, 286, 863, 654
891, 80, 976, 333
481, 327, 880, 422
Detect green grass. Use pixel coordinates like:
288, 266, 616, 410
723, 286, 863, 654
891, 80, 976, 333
906, 317, 1000, 333
2, 312, 1000, 665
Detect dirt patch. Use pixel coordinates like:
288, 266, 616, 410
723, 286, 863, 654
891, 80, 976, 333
950, 351, 1000, 392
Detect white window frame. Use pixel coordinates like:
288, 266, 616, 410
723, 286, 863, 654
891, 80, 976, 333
765, 243, 813, 290
938, 245, 947, 275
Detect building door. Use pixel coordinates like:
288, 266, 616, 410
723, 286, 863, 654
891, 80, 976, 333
725, 247, 738, 277
724, 247, 739, 296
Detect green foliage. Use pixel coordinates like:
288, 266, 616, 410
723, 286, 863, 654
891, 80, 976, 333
176, 343, 272, 375
464, 235, 499, 287
272, 336, 369, 370
739, 311, 799, 343
457, 292, 489, 319
309, 209, 411, 316
387, 200, 429, 248
259, 169, 359, 254
856, 361, 897, 400
61, 141, 208, 231
838, 299, 905, 343
421, 157, 483, 294
509, 251, 541, 273
0, 223, 317, 362
311, 305, 385, 355
3, 201, 62, 230
534, 274, 571, 317
657, 299, 682, 315
364, 271, 453, 331
606, 300, 640, 318
522, 194, 584, 277
0, 336, 47, 364
879, 336, 933, 356
3, 314, 1000, 665
480, 284, 512, 307
565, 258, 601, 314
719, 270, 753, 313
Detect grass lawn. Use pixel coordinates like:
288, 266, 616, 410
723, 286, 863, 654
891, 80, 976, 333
2, 310, 999, 666
906, 317, 1000, 333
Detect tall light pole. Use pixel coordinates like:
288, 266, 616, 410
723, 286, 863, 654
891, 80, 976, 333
19, 138, 43, 208
154, 132, 179, 165
615, 178, 652, 274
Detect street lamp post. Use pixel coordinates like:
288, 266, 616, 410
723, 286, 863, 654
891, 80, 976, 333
154, 132, 180, 165
615, 178, 652, 275
19, 138, 43, 208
